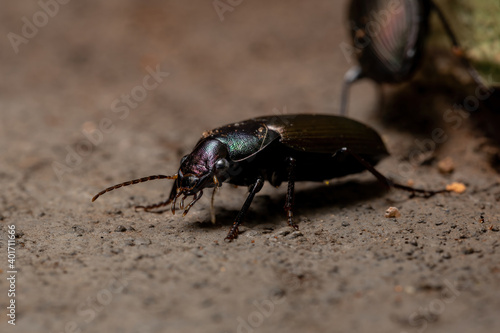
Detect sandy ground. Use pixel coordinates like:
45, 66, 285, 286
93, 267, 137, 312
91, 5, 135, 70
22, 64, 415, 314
1, 1, 499, 332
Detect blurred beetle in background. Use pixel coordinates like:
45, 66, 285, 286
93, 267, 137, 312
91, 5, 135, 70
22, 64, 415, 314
340, 0, 488, 115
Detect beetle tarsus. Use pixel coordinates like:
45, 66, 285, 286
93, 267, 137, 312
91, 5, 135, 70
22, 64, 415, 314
171, 191, 183, 215
225, 225, 239, 242
182, 191, 203, 217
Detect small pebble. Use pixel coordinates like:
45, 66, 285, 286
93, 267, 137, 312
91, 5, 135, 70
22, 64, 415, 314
276, 229, 291, 237
341, 221, 350, 227
438, 157, 455, 174
441, 252, 452, 259
446, 182, 466, 194
136, 238, 151, 245
462, 247, 474, 255
385, 207, 401, 218
124, 238, 135, 246
286, 231, 304, 239
114, 225, 127, 232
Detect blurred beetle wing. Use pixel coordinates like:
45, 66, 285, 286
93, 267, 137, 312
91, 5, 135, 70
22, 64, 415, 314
349, 0, 431, 82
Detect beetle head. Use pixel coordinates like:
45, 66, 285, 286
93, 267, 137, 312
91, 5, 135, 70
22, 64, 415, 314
91, 138, 232, 218
177, 139, 231, 195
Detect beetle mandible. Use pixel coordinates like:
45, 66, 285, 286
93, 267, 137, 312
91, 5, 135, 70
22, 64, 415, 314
340, 0, 488, 115
92, 114, 444, 241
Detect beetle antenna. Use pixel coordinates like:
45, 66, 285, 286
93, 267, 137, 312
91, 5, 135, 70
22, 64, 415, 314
92, 174, 177, 202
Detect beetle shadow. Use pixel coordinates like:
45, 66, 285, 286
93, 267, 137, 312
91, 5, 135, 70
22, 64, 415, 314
375, 50, 486, 137
195, 179, 390, 230
377, 80, 448, 136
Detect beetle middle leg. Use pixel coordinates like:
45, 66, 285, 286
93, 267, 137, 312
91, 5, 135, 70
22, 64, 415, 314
225, 178, 264, 241
284, 156, 299, 230
335, 147, 446, 197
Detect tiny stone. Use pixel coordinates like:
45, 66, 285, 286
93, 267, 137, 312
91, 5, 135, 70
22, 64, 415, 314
287, 231, 304, 239
277, 229, 291, 237
385, 207, 401, 218
136, 238, 151, 245
441, 252, 452, 259
417, 219, 426, 224
446, 182, 466, 194
438, 157, 455, 174
124, 238, 135, 246
269, 287, 286, 299
245, 230, 259, 238
261, 227, 274, 234
115, 225, 127, 232
237, 226, 249, 234
72, 226, 85, 236
410, 239, 418, 247
462, 247, 474, 255
435, 221, 443, 226
341, 221, 350, 227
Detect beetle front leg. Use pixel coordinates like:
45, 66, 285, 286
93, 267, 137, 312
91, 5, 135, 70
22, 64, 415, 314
284, 157, 299, 230
225, 178, 264, 242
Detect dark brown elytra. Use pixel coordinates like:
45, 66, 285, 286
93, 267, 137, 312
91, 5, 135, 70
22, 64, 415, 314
340, 0, 488, 115
92, 114, 448, 241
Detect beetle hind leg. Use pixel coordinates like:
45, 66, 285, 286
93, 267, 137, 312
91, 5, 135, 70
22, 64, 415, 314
337, 147, 446, 197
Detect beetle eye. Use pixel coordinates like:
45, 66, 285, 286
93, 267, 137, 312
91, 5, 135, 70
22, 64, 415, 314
215, 159, 229, 170
180, 155, 189, 166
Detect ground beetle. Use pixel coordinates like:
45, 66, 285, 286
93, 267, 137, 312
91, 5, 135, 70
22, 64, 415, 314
340, 0, 487, 115
92, 114, 444, 241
